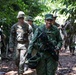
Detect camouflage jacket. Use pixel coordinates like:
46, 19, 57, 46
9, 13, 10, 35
31, 24, 38, 33
9, 22, 33, 49
28, 24, 62, 54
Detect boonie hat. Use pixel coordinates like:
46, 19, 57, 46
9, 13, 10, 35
17, 11, 25, 18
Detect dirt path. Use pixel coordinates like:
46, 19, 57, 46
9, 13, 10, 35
0, 50, 76, 75
57, 50, 76, 75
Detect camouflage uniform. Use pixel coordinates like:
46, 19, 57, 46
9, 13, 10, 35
53, 16, 60, 27
0, 27, 6, 57
31, 24, 38, 33
26, 16, 38, 56
9, 11, 33, 74
63, 19, 75, 55
26, 16, 38, 33
27, 14, 62, 75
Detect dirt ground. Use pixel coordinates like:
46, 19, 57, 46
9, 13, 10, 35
0, 49, 76, 75
57, 50, 76, 75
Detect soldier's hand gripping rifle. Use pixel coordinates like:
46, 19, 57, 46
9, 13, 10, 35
38, 31, 59, 61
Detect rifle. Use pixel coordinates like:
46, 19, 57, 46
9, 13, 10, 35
38, 31, 59, 61
26, 28, 61, 69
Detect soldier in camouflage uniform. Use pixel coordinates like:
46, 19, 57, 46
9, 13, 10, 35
53, 16, 60, 27
63, 19, 75, 55
0, 26, 6, 60
53, 15, 64, 50
25, 16, 38, 57
27, 14, 62, 75
26, 16, 38, 33
53, 15, 62, 32
9, 11, 32, 74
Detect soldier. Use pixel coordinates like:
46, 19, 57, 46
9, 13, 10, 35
0, 26, 6, 59
26, 16, 38, 33
52, 15, 60, 28
63, 19, 75, 55
9, 11, 33, 74
53, 15, 64, 51
26, 14, 62, 75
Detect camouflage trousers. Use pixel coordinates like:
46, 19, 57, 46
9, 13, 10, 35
36, 52, 58, 75
14, 43, 28, 74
